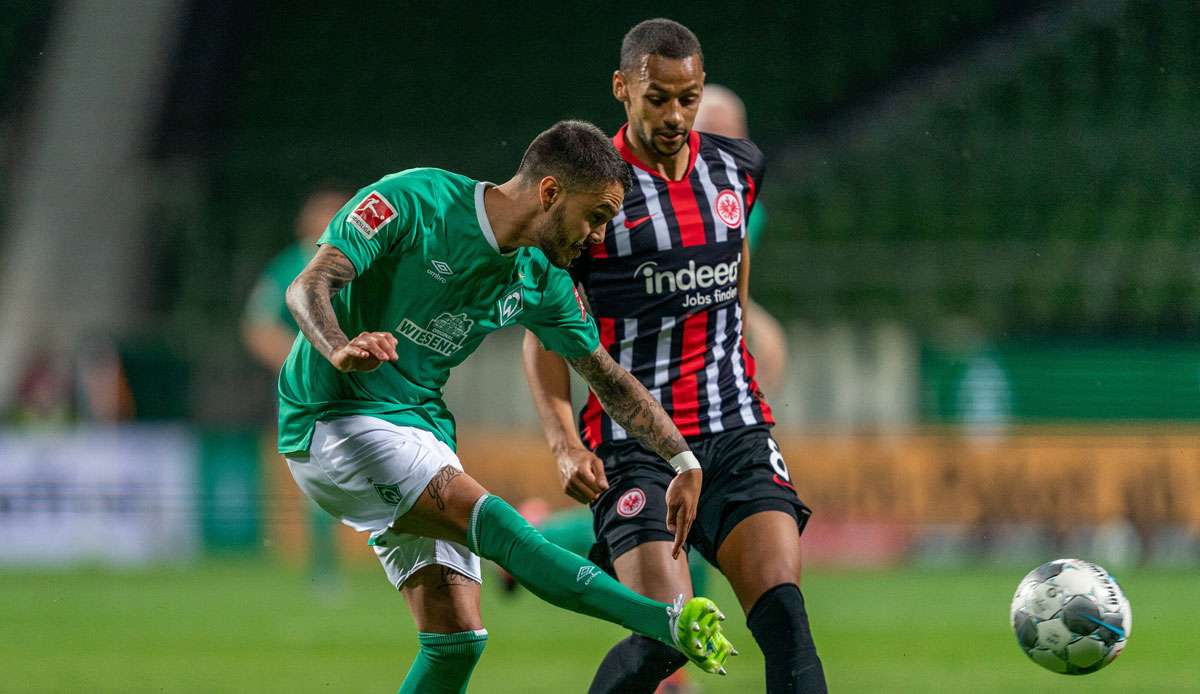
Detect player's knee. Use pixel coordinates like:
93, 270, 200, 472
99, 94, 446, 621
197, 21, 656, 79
749, 582, 804, 617
742, 564, 801, 607
718, 511, 804, 609
748, 583, 815, 648
417, 628, 488, 667
399, 467, 488, 539
723, 556, 799, 613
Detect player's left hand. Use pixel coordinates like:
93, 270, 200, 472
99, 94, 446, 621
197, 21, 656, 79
330, 331, 398, 372
664, 468, 701, 559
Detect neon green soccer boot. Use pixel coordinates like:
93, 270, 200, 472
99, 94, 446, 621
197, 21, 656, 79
668, 595, 738, 675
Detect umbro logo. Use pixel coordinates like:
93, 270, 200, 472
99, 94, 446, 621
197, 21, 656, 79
576, 566, 601, 585
427, 259, 454, 284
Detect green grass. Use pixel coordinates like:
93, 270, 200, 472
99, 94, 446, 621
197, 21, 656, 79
1, 560, 1195, 693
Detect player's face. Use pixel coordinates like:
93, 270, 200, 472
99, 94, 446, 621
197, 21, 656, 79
615, 54, 704, 158
538, 181, 624, 268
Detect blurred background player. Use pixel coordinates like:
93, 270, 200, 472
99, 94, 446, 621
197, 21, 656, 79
693, 84, 789, 396
242, 183, 352, 594
524, 19, 825, 694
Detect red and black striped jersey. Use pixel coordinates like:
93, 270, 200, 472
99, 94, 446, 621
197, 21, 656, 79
573, 125, 774, 449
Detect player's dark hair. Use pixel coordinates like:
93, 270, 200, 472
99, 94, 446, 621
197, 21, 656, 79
517, 120, 630, 192
619, 18, 703, 73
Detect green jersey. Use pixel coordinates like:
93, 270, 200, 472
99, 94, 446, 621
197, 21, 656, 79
277, 168, 599, 455
245, 242, 312, 333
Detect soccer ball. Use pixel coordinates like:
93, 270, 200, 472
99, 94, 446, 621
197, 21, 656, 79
1010, 558, 1131, 675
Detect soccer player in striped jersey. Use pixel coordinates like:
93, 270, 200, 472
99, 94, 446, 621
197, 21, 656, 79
523, 20, 827, 694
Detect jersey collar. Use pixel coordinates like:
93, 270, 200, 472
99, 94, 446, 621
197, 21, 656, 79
474, 181, 517, 257
613, 124, 700, 182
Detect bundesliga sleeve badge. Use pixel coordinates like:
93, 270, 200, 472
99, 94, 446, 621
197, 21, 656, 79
348, 191, 398, 239
572, 285, 589, 320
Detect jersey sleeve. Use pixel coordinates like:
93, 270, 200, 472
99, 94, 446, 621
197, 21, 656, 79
745, 140, 766, 201
317, 182, 419, 275
520, 265, 600, 359
702, 132, 767, 214
732, 137, 767, 214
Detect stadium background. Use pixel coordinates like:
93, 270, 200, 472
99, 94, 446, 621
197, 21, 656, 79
0, 1, 1197, 692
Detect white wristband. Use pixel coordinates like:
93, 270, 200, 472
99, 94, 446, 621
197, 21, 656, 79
669, 451, 701, 474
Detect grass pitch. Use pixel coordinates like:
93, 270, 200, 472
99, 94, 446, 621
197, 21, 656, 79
0, 560, 1194, 693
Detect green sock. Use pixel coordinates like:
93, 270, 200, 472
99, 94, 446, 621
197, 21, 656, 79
468, 494, 674, 645
541, 506, 711, 597
396, 629, 488, 694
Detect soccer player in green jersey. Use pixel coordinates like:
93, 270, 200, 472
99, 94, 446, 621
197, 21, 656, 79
277, 120, 735, 692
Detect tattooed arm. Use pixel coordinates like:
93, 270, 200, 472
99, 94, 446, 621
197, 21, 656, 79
524, 331, 612, 504
566, 345, 699, 557
566, 346, 689, 460
285, 244, 398, 372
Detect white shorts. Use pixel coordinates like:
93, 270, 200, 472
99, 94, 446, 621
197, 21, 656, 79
285, 415, 481, 589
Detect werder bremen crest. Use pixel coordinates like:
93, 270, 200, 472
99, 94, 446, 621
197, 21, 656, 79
397, 312, 474, 356
497, 289, 524, 326
373, 482, 403, 505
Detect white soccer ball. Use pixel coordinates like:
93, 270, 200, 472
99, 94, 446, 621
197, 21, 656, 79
1010, 558, 1131, 675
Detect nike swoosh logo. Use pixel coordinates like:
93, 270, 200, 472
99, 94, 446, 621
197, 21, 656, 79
623, 215, 653, 230
773, 474, 796, 492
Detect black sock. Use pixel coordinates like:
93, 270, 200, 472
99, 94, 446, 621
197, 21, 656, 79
747, 583, 828, 693
587, 633, 688, 694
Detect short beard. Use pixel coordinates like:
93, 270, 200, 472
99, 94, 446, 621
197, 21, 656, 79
636, 122, 686, 157
537, 205, 574, 268
654, 138, 686, 157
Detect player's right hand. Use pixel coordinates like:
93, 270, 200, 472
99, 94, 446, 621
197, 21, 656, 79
330, 331, 398, 373
557, 446, 609, 504
665, 468, 702, 559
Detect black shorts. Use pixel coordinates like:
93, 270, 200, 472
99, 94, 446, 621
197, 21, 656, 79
588, 425, 812, 569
